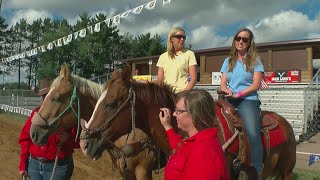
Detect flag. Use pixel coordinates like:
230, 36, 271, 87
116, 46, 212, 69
309, 154, 320, 166
260, 74, 269, 89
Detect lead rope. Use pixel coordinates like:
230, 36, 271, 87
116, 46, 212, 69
120, 89, 136, 180
130, 90, 136, 136
119, 133, 130, 180
222, 129, 239, 151
49, 142, 62, 180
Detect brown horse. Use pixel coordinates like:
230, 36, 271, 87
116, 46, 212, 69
30, 63, 157, 180
81, 65, 296, 180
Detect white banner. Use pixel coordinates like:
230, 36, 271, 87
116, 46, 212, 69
1, 0, 171, 63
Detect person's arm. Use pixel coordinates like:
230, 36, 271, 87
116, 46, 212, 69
157, 67, 164, 84
165, 128, 182, 149
219, 58, 233, 96
18, 109, 38, 176
220, 73, 233, 96
159, 107, 182, 149
185, 65, 197, 90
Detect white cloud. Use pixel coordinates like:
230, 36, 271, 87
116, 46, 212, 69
189, 26, 229, 49
2, 0, 320, 83
9, 9, 53, 26
248, 10, 320, 43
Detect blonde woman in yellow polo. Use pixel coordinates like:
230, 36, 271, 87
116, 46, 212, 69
157, 27, 197, 93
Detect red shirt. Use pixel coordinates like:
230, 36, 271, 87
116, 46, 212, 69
18, 107, 80, 171
164, 128, 230, 180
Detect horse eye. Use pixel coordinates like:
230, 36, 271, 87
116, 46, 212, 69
106, 102, 117, 109
52, 97, 60, 102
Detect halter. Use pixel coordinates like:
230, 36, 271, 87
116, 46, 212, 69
48, 85, 81, 142
80, 86, 137, 180
81, 86, 136, 138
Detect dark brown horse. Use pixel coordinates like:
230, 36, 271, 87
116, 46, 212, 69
30, 63, 158, 180
81, 65, 296, 180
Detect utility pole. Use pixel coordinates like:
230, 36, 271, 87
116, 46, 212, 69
0, 0, 2, 13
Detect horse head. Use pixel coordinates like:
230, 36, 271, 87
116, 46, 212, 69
30, 63, 103, 145
80, 66, 133, 159
81, 64, 177, 160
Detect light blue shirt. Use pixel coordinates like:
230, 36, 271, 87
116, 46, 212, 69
220, 57, 264, 100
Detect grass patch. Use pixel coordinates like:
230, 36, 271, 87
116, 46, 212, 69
293, 168, 320, 180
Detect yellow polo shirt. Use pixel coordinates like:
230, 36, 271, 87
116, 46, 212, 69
157, 49, 197, 93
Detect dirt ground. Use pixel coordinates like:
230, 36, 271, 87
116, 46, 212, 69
0, 112, 165, 180
0, 112, 319, 180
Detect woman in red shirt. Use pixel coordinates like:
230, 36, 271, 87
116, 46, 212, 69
18, 78, 79, 180
159, 89, 230, 180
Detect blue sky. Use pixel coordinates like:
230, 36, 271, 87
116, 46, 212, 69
1, 0, 320, 83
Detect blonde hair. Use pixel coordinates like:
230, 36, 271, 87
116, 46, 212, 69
228, 28, 258, 72
166, 27, 186, 59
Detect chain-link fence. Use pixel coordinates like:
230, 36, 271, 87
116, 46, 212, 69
298, 69, 320, 142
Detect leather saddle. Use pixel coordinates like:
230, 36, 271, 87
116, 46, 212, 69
215, 90, 279, 167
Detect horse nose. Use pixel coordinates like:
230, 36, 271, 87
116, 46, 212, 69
30, 131, 37, 141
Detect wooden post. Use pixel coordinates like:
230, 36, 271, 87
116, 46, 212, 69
307, 47, 313, 81
132, 63, 136, 76
267, 49, 272, 70
200, 55, 206, 84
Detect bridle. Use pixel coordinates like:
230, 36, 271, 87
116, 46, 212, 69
80, 86, 142, 180
38, 85, 81, 142
80, 86, 136, 140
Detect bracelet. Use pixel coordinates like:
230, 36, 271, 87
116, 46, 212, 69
237, 91, 243, 97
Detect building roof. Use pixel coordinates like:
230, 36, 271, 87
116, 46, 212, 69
122, 38, 320, 62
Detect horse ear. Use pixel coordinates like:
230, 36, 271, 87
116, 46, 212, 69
122, 64, 132, 81
59, 63, 71, 81
112, 69, 120, 79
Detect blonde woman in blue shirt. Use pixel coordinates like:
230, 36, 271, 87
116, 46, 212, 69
220, 28, 264, 179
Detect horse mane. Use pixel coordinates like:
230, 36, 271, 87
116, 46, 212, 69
51, 75, 105, 100
131, 81, 176, 106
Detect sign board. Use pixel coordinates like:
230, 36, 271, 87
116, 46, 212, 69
265, 70, 301, 83
212, 72, 222, 85
133, 75, 152, 82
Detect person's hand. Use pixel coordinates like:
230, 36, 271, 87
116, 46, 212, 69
58, 131, 70, 143
231, 93, 241, 99
19, 170, 28, 179
223, 88, 233, 97
159, 108, 172, 130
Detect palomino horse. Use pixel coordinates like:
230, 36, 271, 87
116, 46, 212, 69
81, 65, 296, 180
30, 63, 158, 180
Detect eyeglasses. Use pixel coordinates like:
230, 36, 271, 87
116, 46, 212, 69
172, 35, 186, 40
174, 108, 188, 115
235, 36, 249, 43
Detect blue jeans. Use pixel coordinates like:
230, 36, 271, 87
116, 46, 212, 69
227, 99, 263, 172
28, 155, 74, 180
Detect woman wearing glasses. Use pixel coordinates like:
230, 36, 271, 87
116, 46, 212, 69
159, 89, 230, 180
219, 28, 264, 179
156, 27, 197, 93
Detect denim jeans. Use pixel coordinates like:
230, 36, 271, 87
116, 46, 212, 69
227, 98, 263, 172
28, 155, 74, 180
